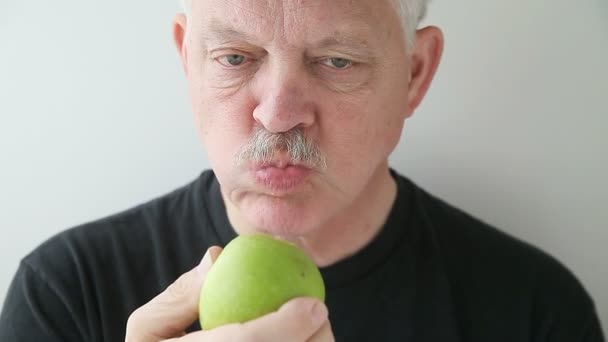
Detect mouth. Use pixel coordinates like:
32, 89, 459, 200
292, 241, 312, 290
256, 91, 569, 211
249, 160, 312, 195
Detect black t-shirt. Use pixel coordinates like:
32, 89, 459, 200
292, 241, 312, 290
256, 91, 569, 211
0, 170, 604, 341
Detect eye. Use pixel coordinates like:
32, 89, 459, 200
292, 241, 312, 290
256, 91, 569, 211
218, 54, 248, 67
320, 57, 353, 70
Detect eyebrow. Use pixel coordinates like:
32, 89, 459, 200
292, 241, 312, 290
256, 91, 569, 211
316, 33, 371, 51
311, 33, 376, 61
201, 20, 374, 56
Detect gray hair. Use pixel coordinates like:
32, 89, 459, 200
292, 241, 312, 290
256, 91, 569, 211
179, 0, 429, 49
235, 126, 327, 171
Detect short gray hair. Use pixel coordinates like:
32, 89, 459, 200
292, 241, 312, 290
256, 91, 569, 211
179, 0, 429, 48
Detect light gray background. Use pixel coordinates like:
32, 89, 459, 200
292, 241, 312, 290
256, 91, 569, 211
1, 0, 606, 333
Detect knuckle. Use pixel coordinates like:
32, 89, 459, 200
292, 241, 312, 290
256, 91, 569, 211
284, 300, 312, 319
125, 309, 145, 340
163, 272, 195, 302
126, 308, 142, 328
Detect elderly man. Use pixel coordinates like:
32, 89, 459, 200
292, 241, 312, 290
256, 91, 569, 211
0, 0, 604, 341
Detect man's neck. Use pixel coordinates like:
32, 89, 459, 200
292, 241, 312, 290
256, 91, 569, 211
224, 164, 398, 267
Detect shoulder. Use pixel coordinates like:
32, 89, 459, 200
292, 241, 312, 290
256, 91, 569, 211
411, 179, 591, 299
2, 171, 218, 340
21, 170, 216, 296
398, 174, 601, 339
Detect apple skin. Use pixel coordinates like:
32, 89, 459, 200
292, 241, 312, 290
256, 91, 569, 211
199, 234, 325, 330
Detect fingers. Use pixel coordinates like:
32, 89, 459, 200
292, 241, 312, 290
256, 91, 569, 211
125, 246, 222, 342
128, 249, 329, 342
307, 320, 335, 342
239, 297, 329, 342
165, 297, 329, 342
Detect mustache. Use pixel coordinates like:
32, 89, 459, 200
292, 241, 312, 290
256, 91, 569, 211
235, 127, 327, 170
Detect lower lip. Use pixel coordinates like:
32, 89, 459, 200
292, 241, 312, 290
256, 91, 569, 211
252, 165, 311, 194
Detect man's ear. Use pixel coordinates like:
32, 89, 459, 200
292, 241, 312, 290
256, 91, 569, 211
405, 26, 444, 117
173, 14, 189, 76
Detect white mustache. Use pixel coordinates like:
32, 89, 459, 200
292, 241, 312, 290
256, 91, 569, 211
235, 127, 327, 170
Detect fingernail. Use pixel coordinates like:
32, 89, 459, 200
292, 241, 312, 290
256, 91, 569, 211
310, 302, 328, 326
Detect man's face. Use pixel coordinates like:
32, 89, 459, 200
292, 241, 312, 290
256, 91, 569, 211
182, 0, 412, 235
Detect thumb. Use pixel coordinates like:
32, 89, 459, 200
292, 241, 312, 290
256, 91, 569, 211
238, 297, 329, 342
171, 298, 329, 342
125, 246, 222, 341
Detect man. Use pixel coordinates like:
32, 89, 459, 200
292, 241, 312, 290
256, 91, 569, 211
0, 0, 604, 341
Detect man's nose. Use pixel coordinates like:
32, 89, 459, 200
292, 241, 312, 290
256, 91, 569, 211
252, 64, 316, 133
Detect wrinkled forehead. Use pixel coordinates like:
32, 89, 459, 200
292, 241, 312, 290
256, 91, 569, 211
191, 0, 400, 47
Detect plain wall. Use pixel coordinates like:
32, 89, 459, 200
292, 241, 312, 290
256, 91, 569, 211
1, 0, 606, 333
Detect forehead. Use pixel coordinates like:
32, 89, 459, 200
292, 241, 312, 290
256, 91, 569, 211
193, 0, 399, 46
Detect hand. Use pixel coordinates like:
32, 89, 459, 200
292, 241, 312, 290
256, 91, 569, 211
125, 246, 334, 342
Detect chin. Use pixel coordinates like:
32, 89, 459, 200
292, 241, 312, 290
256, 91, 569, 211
241, 195, 324, 237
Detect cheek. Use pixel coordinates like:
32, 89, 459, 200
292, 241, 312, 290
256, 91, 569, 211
317, 90, 405, 186
317, 98, 377, 186
352, 74, 408, 153
323, 94, 402, 157
194, 88, 258, 168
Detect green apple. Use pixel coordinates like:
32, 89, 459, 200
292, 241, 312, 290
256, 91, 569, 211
199, 233, 325, 330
